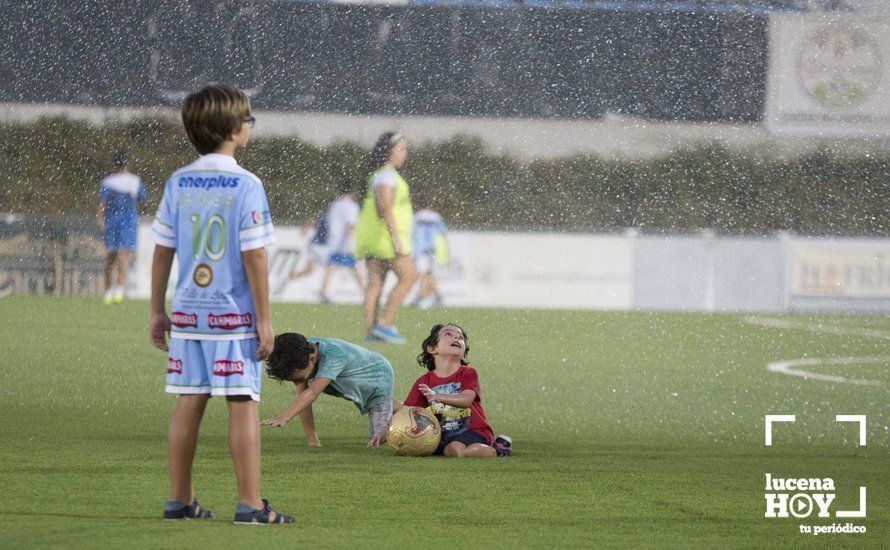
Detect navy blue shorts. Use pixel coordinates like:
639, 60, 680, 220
104, 222, 137, 251
433, 429, 489, 456
328, 252, 356, 268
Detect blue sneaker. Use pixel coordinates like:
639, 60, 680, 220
371, 325, 407, 344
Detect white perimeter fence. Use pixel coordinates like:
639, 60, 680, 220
127, 222, 890, 314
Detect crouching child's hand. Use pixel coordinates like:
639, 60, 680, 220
261, 416, 289, 428
367, 433, 387, 448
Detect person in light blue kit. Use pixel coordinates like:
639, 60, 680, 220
148, 83, 294, 525
261, 333, 395, 448
288, 211, 329, 283
411, 196, 449, 309
97, 150, 145, 304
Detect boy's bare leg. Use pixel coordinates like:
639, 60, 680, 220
227, 396, 263, 509
416, 273, 426, 298
351, 267, 364, 290
420, 273, 435, 298
289, 260, 316, 280
319, 264, 334, 298
429, 274, 440, 299
168, 394, 210, 503
104, 251, 117, 291
379, 255, 417, 327
363, 259, 386, 332
367, 399, 394, 447
443, 441, 497, 458
116, 250, 130, 287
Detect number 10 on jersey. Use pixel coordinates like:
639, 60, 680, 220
190, 213, 227, 261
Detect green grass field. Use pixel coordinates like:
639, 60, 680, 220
1, 296, 887, 548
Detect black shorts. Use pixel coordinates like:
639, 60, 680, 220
433, 429, 489, 456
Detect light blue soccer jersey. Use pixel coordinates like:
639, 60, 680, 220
309, 337, 395, 415
412, 208, 446, 255
151, 154, 275, 340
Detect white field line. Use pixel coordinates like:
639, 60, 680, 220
744, 316, 890, 340
745, 316, 889, 386
766, 356, 888, 387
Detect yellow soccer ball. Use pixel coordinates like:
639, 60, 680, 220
387, 406, 441, 456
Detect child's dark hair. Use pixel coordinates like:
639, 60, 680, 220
414, 190, 435, 209
338, 178, 354, 194
265, 333, 315, 381
368, 131, 403, 172
113, 150, 129, 170
416, 323, 470, 371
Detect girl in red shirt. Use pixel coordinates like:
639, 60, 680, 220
402, 323, 512, 457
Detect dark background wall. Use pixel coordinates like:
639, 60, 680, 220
0, 0, 768, 121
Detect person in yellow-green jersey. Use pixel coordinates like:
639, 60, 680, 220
354, 132, 418, 344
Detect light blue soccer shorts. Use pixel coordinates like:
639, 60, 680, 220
413, 252, 435, 275
165, 338, 263, 401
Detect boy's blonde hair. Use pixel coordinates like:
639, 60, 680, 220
181, 83, 251, 155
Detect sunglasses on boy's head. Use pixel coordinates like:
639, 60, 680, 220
244, 116, 256, 128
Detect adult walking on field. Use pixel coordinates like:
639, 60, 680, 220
355, 132, 417, 344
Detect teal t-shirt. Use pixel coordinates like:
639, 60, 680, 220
309, 338, 395, 415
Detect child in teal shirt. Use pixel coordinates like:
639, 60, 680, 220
262, 333, 395, 447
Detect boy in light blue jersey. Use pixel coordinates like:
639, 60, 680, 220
149, 84, 294, 525
262, 333, 395, 448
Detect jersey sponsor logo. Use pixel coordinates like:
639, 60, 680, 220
167, 357, 183, 374
193, 263, 213, 287
208, 312, 253, 330
213, 360, 244, 376
178, 175, 240, 189
251, 210, 263, 224
170, 311, 198, 328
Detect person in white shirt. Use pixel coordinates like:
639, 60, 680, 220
319, 180, 363, 302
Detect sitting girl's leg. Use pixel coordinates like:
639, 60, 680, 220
461, 443, 497, 458
443, 441, 497, 458
443, 441, 467, 457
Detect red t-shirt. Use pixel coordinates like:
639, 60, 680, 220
403, 365, 494, 444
